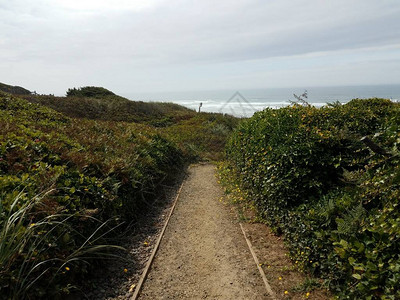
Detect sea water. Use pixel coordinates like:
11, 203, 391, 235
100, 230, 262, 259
123, 84, 400, 117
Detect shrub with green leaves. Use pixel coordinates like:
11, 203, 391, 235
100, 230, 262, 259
226, 98, 400, 299
1, 89, 237, 298
0, 92, 184, 298
66, 86, 115, 97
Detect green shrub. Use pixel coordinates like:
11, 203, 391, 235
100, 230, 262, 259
66, 86, 115, 98
226, 98, 400, 299
0, 92, 184, 298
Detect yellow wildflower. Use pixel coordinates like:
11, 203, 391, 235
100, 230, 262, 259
306, 292, 310, 297
278, 276, 282, 280
284, 290, 289, 295
65, 266, 70, 271
124, 268, 128, 273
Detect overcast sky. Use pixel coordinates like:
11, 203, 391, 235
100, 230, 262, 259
1, 0, 400, 96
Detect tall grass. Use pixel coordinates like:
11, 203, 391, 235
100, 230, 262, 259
0, 191, 124, 299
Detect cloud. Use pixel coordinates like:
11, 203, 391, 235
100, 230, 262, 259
47, 0, 164, 12
0, 0, 400, 93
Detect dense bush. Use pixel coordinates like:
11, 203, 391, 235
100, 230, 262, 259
0, 93, 184, 298
66, 86, 115, 98
163, 112, 239, 161
1, 89, 237, 298
226, 99, 400, 299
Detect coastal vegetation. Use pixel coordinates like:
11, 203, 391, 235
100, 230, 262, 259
20, 90, 194, 124
224, 98, 400, 299
0, 82, 31, 95
0, 88, 237, 299
2, 81, 399, 299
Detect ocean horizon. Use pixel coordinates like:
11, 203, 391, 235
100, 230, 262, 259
122, 84, 400, 117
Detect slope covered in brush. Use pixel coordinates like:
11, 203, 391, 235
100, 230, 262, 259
0, 92, 183, 298
0, 88, 238, 298
0, 82, 31, 95
19, 86, 239, 160
20, 87, 195, 124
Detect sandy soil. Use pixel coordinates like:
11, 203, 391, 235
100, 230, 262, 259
139, 164, 270, 299
222, 186, 331, 299
241, 223, 329, 299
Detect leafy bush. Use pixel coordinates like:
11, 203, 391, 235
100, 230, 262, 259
66, 86, 115, 97
0, 92, 184, 298
225, 98, 400, 299
163, 112, 239, 161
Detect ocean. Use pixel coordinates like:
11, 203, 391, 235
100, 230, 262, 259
122, 84, 400, 117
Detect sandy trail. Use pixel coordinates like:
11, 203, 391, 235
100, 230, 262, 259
139, 164, 269, 299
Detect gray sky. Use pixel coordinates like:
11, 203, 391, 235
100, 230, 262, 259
1, 0, 400, 96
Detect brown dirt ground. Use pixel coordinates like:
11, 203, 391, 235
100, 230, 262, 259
139, 163, 271, 299
240, 222, 330, 300
223, 191, 332, 299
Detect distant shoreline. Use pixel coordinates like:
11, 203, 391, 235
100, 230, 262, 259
122, 84, 400, 117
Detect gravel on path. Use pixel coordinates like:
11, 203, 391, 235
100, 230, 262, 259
139, 163, 270, 300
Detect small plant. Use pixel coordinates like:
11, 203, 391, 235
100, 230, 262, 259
292, 277, 322, 292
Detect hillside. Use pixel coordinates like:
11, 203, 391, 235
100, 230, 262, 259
0, 88, 238, 299
20, 87, 195, 124
19, 86, 238, 160
0, 82, 31, 95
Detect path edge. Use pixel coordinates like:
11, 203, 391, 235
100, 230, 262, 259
131, 180, 185, 300
240, 223, 277, 300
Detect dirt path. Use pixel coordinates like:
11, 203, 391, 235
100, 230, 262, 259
138, 164, 270, 299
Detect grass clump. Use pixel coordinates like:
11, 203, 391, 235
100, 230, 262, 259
225, 98, 400, 299
0, 191, 124, 299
